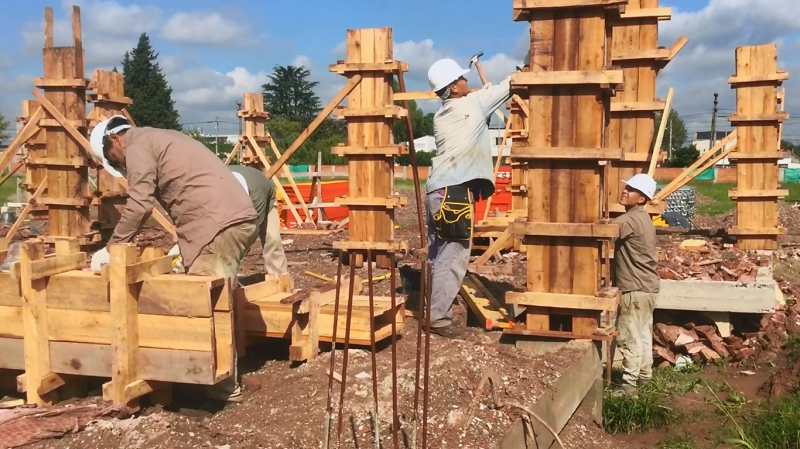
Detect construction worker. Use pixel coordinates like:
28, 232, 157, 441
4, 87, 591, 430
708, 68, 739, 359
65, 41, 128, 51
170, 165, 288, 276
88, 115, 258, 402
425, 59, 512, 338
613, 174, 660, 397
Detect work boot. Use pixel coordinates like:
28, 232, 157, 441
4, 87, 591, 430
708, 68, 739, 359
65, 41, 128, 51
637, 377, 652, 389
610, 384, 638, 399
429, 323, 464, 340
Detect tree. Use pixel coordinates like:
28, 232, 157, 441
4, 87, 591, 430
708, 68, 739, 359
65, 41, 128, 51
655, 110, 688, 156
664, 144, 700, 168
122, 33, 180, 130
0, 110, 9, 143
185, 129, 234, 161
266, 117, 347, 165
781, 140, 796, 158
262, 65, 321, 122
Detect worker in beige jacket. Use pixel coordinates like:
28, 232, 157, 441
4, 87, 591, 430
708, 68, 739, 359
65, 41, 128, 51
89, 115, 258, 402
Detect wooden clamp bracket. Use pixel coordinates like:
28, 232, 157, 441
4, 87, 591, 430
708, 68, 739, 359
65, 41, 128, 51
612, 48, 670, 61
510, 221, 620, 239
329, 61, 409, 74
728, 151, 788, 160
332, 106, 408, 119
505, 289, 620, 312
511, 70, 624, 87
512, 0, 626, 21
331, 145, 408, 157
610, 100, 667, 112
33, 78, 90, 88
728, 113, 789, 123
728, 189, 789, 199
618, 7, 672, 20
334, 196, 409, 208
511, 146, 623, 160
728, 72, 789, 85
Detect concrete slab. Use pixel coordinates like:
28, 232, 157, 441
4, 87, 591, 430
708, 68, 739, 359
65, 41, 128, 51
657, 267, 778, 314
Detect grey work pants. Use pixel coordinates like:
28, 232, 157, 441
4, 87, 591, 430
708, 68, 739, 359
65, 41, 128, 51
615, 291, 657, 389
425, 189, 472, 328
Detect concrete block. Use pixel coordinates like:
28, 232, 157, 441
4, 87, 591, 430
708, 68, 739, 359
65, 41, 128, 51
657, 267, 777, 314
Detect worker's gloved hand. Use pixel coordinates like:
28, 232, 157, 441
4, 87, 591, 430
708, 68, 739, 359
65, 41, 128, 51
168, 244, 181, 258
91, 247, 110, 273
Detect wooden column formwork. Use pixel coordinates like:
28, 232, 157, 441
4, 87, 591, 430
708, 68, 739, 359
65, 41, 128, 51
87, 69, 132, 238
36, 6, 92, 240
727, 45, 790, 250
238, 93, 271, 168
19, 100, 48, 219
606, 0, 681, 214
506, 0, 622, 338
330, 28, 410, 268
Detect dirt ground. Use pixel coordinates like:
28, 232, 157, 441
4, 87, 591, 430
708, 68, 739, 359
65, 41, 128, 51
6, 191, 800, 448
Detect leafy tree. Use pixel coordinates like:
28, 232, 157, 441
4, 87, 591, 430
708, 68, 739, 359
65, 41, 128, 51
781, 140, 796, 157
262, 65, 321, 122
655, 110, 688, 155
0, 110, 9, 143
396, 150, 434, 166
185, 129, 234, 161
122, 33, 180, 130
664, 144, 700, 168
266, 117, 346, 165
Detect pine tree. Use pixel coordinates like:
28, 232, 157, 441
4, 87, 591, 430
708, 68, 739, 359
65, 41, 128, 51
122, 33, 180, 130
262, 65, 321, 122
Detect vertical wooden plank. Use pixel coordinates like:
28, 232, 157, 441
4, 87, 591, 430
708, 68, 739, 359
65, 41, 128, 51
21, 240, 55, 405
526, 12, 555, 293
107, 244, 139, 406
44, 7, 53, 48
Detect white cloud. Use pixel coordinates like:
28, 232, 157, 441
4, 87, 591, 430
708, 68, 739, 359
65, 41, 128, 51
161, 11, 241, 47
169, 66, 267, 124
291, 55, 312, 70
70, 0, 162, 38
394, 39, 450, 82
475, 53, 521, 84
159, 55, 183, 75
0, 74, 35, 95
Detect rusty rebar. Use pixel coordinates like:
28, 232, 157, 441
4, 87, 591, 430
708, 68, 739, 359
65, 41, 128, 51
388, 252, 400, 449
366, 249, 381, 447
421, 262, 433, 448
336, 253, 358, 444
324, 250, 345, 449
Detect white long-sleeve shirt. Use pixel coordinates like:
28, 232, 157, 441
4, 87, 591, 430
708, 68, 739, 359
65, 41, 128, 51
427, 77, 512, 200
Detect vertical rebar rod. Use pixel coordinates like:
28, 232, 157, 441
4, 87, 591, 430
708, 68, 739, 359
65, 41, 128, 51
421, 262, 433, 448
388, 252, 400, 449
367, 249, 381, 448
336, 253, 358, 444
324, 250, 345, 449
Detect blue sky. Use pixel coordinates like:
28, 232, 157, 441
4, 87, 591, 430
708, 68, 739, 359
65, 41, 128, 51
1, 0, 799, 143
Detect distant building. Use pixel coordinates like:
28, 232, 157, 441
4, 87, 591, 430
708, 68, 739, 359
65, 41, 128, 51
692, 130, 793, 167
407, 127, 512, 163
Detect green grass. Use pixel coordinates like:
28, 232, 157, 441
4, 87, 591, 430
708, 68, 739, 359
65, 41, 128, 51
736, 391, 800, 449
689, 181, 800, 217
0, 178, 18, 203
394, 179, 426, 192
783, 183, 800, 203
786, 334, 800, 362
656, 433, 696, 449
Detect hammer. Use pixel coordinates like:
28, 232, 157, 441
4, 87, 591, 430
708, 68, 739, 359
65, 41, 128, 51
468, 52, 507, 124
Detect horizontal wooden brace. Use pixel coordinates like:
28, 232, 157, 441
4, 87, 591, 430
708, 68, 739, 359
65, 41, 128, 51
33, 78, 90, 88
511, 146, 623, 160
127, 256, 173, 284
511, 70, 623, 86
505, 291, 619, 312
329, 61, 409, 74
618, 7, 672, 20
394, 91, 438, 101
612, 48, 670, 61
335, 196, 408, 208
236, 110, 271, 119
239, 135, 271, 143
11, 252, 86, 280
332, 241, 409, 252
511, 221, 619, 238
728, 151, 788, 160
513, 0, 624, 14
728, 113, 789, 123
36, 198, 91, 207
728, 227, 787, 236
607, 203, 667, 215
611, 100, 667, 112
728, 72, 789, 85
331, 145, 408, 157
26, 156, 91, 167
39, 118, 87, 128
332, 106, 408, 119
728, 189, 788, 199
36, 372, 66, 396
89, 94, 133, 105
620, 151, 666, 162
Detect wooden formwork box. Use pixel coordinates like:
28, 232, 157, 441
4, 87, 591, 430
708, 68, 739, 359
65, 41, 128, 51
0, 240, 234, 407
234, 276, 406, 362
726, 45, 790, 250
87, 70, 133, 238
237, 93, 272, 169
329, 28, 410, 269
506, 0, 622, 340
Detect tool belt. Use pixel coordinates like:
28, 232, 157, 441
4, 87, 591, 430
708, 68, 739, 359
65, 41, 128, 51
434, 185, 473, 241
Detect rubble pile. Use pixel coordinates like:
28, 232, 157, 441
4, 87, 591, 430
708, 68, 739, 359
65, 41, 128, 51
656, 239, 768, 283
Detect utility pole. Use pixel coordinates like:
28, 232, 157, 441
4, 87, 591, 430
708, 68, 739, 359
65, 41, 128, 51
669, 119, 673, 161
236, 102, 243, 136
214, 116, 219, 156
710, 92, 719, 149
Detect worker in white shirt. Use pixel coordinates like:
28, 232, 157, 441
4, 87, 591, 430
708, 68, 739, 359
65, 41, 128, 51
425, 59, 513, 338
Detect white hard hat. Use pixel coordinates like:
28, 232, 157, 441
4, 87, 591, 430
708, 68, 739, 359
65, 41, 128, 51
231, 171, 249, 193
90, 115, 131, 178
428, 59, 470, 93
623, 174, 657, 200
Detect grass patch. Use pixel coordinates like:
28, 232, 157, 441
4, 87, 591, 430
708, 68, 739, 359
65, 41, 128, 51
0, 178, 18, 203
689, 181, 736, 216
394, 179, 426, 192
736, 390, 800, 449
786, 334, 800, 361
782, 183, 800, 203
656, 433, 696, 449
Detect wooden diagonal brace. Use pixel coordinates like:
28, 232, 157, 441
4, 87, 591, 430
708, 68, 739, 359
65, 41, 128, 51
267, 134, 313, 223
0, 107, 44, 177
244, 134, 303, 225
5, 177, 48, 243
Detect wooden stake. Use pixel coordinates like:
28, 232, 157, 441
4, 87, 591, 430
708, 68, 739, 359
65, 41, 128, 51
648, 87, 674, 177
263, 75, 363, 179
20, 239, 55, 405
107, 244, 139, 406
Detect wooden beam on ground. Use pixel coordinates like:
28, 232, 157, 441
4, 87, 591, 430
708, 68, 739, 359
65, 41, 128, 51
648, 87, 674, 177
264, 75, 362, 179
474, 228, 513, 267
